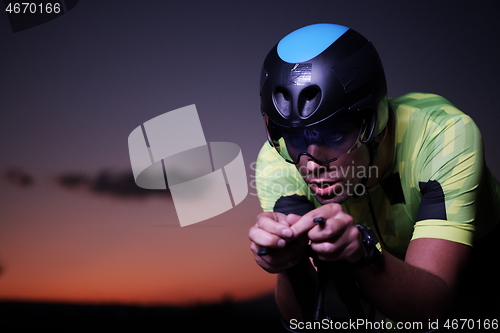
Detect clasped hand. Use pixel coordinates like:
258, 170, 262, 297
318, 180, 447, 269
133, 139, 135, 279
249, 203, 367, 273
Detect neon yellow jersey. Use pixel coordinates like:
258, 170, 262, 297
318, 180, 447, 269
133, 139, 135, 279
256, 92, 500, 257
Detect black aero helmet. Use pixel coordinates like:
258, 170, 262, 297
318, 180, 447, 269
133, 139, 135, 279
260, 23, 388, 164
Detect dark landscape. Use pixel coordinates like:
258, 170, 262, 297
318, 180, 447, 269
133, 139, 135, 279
0, 293, 288, 333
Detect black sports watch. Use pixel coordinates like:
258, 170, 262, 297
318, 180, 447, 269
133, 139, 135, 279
352, 224, 382, 268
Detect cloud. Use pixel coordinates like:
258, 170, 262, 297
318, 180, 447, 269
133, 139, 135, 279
3, 167, 170, 199
3, 168, 34, 187
56, 169, 171, 199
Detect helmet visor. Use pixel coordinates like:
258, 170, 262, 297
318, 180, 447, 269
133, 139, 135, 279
265, 113, 365, 164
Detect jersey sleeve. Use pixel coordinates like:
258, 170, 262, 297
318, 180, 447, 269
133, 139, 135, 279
410, 104, 483, 246
255, 142, 317, 213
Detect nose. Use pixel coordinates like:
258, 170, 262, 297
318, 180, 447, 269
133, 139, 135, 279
304, 145, 327, 172
306, 158, 322, 172
306, 144, 330, 163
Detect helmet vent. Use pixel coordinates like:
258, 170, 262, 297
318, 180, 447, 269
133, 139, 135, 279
273, 87, 292, 117
299, 86, 321, 117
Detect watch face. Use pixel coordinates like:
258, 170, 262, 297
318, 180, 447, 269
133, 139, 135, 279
357, 224, 380, 253
353, 225, 382, 268
366, 228, 379, 246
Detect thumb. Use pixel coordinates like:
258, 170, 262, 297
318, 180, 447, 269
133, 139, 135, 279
286, 213, 302, 225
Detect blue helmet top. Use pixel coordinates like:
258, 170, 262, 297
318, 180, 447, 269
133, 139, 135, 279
260, 23, 388, 145
277, 23, 349, 63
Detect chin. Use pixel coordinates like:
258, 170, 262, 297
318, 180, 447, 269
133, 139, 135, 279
314, 193, 351, 205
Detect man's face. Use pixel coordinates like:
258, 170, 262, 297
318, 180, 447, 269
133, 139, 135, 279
296, 143, 371, 205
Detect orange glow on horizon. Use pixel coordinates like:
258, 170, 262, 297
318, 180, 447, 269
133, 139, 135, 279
0, 187, 274, 306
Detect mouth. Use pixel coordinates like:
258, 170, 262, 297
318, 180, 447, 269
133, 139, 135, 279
308, 180, 342, 197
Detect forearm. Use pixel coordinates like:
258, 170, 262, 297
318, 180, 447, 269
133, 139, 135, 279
276, 272, 303, 321
275, 259, 318, 321
354, 250, 453, 322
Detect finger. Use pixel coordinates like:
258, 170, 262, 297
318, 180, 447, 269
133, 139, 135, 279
256, 211, 287, 224
252, 239, 304, 262
308, 210, 353, 242
249, 226, 287, 250
285, 213, 301, 225
251, 242, 272, 257
310, 240, 342, 256
289, 216, 316, 237
310, 240, 347, 261
289, 204, 341, 237
308, 217, 344, 242
253, 212, 293, 257
256, 216, 293, 240
270, 211, 288, 223
260, 254, 303, 273
252, 233, 308, 261
310, 225, 364, 262
251, 242, 305, 273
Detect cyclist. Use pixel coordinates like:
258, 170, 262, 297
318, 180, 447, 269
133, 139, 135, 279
249, 23, 500, 330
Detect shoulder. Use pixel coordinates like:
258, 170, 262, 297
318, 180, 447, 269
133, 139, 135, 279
390, 93, 478, 130
255, 142, 313, 212
256, 142, 295, 178
255, 142, 305, 188
390, 92, 455, 109
390, 92, 482, 150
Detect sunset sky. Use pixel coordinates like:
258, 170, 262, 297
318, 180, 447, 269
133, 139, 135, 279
1, 1, 499, 306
